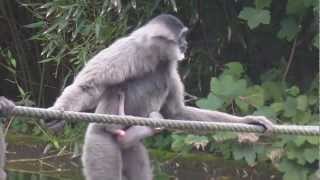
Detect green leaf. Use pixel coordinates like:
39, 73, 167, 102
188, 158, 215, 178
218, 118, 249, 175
286, 0, 306, 15
253, 106, 276, 119
305, 136, 320, 145
260, 68, 283, 81
238, 7, 271, 29
211, 75, 247, 97
270, 102, 284, 113
292, 134, 320, 146
245, 85, 265, 107
223, 62, 244, 79
308, 95, 318, 105
292, 110, 312, 124
303, 148, 318, 163
287, 147, 306, 165
212, 132, 237, 142
43, 23, 59, 34
52, 139, 60, 149
24, 21, 45, 28
233, 144, 261, 166
293, 136, 307, 146
196, 94, 224, 110
261, 81, 284, 101
278, 159, 309, 180
286, 86, 300, 96
309, 170, 320, 180
171, 134, 187, 151
296, 95, 308, 111
283, 97, 297, 118
235, 97, 249, 112
255, 0, 272, 9
277, 17, 300, 42
95, 16, 102, 40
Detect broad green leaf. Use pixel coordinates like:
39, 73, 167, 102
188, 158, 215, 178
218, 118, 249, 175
286, 86, 300, 96
212, 132, 237, 142
261, 81, 283, 101
171, 134, 187, 151
309, 170, 320, 180
235, 97, 249, 112
308, 95, 318, 105
296, 95, 308, 111
287, 147, 306, 165
283, 97, 297, 117
238, 7, 270, 29
223, 62, 244, 79
270, 102, 284, 113
244, 85, 265, 107
253, 106, 276, 119
233, 144, 259, 166
255, 0, 272, 9
293, 136, 307, 146
305, 136, 320, 145
278, 159, 309, 180
196, 94, 224, 110
292, 110, 312, 124
211, 75, 247, 97
210, 78, 220, 93
286, 0, 306, 15
260, 68, 283, 81
303, 148, 318, 163
277, 17, 300, 42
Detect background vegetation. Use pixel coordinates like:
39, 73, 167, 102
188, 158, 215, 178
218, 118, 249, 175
0, 0, 319, 179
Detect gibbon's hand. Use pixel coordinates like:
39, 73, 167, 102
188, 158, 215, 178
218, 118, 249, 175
43, 107, 66, 134
0, 96, 15, 117
242, 115, 274, 133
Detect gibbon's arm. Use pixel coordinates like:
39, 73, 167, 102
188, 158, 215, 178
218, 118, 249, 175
161, 74, 274, 130
52, 39, 155, 112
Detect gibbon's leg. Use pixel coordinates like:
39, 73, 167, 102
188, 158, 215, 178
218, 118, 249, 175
82, 125, 123, 180
0, 96, 14, 180
122, 143, 152, 180
0, 124, 6, 180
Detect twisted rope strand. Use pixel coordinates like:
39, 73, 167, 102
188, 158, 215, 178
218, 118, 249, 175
3, 106, 320, 136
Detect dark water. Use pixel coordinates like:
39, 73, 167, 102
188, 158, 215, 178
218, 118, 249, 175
5, 136, 280, 180
6, 152, 280, 180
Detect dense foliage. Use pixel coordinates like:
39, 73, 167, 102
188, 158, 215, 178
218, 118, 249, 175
0, 0, 318, 179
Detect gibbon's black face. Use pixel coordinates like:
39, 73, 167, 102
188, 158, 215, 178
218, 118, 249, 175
149, 14, 189, 60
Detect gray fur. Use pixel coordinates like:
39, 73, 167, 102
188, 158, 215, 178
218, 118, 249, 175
0, 96, 14, 180
49, 14, 274, 180
82, 91, 162, 180
0, 124, 6, 180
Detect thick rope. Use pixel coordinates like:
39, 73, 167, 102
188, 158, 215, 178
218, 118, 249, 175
2, 106, 320, 136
